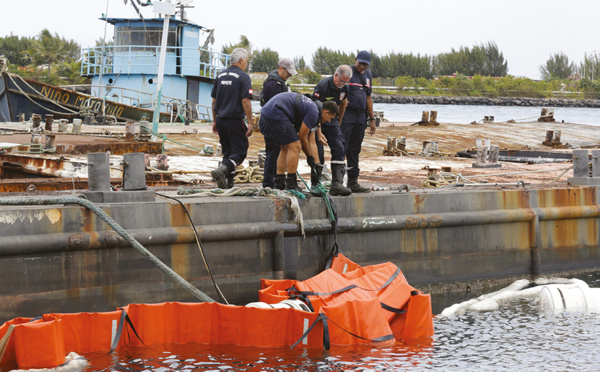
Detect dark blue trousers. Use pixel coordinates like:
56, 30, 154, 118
216, 117, 248, 172
259, 116, 281, 188
341, 110, 366, 178
315, 117, 346, 165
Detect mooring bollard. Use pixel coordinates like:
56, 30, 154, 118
45, 134, 56, 150
44, 115, 53, 131
58, 119, 68, 133
125, 121, 136, 141
122, 153, 147, 191
72, 118, 82, 134
32, 114, 41, 128
87, 152, 112, 192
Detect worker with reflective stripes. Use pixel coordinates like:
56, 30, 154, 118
342, 50, 376, 193
259, 58, 297, 189
210, 48, 254, 189
312, 65, 353, 196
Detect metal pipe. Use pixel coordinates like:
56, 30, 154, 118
2, 205, 599, 257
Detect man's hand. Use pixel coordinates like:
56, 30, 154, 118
307, 155, 316, 168
245, 121, 253, 137
369, 118, 376, 135
212, 121, 218, 135
318, 132, 328, 145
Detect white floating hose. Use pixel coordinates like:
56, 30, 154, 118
438, 278, 590, 317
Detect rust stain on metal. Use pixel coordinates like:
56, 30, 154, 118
412, 194, 428, 214
500, 189, 530, 209
67, 232, 90, 251
537, 187, 596, 208
171, 244, 190, 280
406, 215, 421, 229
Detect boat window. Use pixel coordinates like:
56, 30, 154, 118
115, 26, 177, 52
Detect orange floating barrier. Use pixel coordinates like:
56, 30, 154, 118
0, 255, 433, 370
13, 319, 65, 369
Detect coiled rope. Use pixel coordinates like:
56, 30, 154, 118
0, 196, 215, 303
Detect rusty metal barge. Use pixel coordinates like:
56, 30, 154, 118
1, 116, 600, 322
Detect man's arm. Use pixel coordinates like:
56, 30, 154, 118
338, 99, 348, 126
242, 98, 253, 137
298, 122, 312, 157
316, 127, 327, 145
211, 98, 218, 134
366, 95, 375, 135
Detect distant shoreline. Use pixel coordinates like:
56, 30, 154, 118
252, 88, 600, 108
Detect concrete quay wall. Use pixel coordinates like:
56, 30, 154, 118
0, 186, 599, 321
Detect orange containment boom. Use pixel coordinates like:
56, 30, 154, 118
0, 255, 433, 370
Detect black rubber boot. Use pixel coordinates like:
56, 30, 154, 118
273, 174, 286, 190
347, 176, 370, 193
310, 164, 324, 195
227, 171, 235, 189
285, 173, 303, 192
329, 164, 352, 196
211, 164, 230, 189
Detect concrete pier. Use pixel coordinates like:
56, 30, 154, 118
0, 186, 599, 322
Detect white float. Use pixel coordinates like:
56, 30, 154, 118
439, 277, 600, 317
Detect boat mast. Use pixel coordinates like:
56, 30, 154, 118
99, 0, 111, 121
151, 1, 176, 138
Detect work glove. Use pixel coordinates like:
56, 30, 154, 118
307, 155, 316, 168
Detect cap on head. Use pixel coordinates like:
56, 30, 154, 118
278, 58, 298, 75
356, 50, 371, 65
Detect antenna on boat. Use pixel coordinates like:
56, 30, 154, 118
176, 0, 194, 22
123, 0, 152, 18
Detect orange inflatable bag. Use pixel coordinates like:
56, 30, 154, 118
13, 319, 65, 369
321, 298, 394, 346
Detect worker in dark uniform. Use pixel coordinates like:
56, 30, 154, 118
260, 92, 338, 192
312, 65, 353, 196
259, 58, 297, 189
210, 48, 254, 189
342, 50, 376, 193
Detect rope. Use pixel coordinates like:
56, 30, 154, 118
8, 73, 79, 115
234, 165, 263, 183
139, 123, 206, 153
177, 186, 306, 236
155, 192, 228, 304
0, 197, 215, 303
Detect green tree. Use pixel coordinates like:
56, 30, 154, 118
311, 47, 353, 74
481, 41, 508, 77
0, 34, 33, 66
250, 48, 279, 72
578, 52, 600, 80
540, 52, 574, 80
433, 42, 507, 77
221, 35, 254, 59
28, 29, 80, 81
294, 56, 307, 71
56, 60, 88, 85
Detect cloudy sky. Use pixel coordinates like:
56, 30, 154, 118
1, 0, 598, 79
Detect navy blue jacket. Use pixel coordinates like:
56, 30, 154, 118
346, 66, 372, 112
313, 76, 348, 105
261, 92, 319, 131
211, 65, 253, 119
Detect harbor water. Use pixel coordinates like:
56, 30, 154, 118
374, 103, 600, 127
253, 101, 600, 126
75, 273, 600, 371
